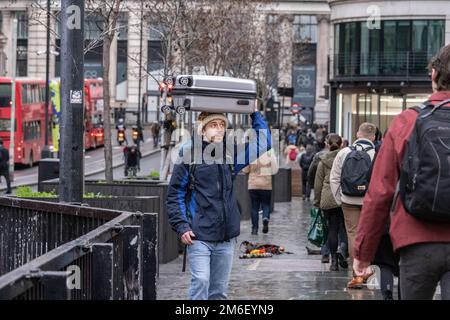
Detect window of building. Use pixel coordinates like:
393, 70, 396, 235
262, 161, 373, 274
335, 19, 445, 77
117, 12, 128, 40
85, 14, 104, 40
267, 14, 278, 25
148, 23, 166, 41
293, 15, 317, 43
16, 12, 28, 40
15, 12, 28, 76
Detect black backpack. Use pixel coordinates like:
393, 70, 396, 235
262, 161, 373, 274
300, 152, 314, 171
341, 143, 374, 197
399, 99, 450, 223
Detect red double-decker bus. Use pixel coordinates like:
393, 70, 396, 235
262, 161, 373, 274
0, 77, 49, 166
0, 77, 105, 166
84, 78, 105, 149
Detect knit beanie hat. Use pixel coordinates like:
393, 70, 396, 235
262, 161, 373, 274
196, 112, 228, 136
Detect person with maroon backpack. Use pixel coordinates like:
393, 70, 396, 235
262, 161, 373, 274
353, 44, 450, 300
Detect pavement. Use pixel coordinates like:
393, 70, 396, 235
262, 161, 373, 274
157, 197, 442, 300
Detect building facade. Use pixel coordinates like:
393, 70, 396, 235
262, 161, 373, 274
0, 1, 332, 125
329, 0, 450, 142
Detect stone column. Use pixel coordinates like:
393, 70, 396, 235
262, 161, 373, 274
314, 14, 331, 124
0, 31, 7, 76
127, 9, 148, 122
27, 7, 47, 78
2, 11, 13, 77
278, 14, 293, 88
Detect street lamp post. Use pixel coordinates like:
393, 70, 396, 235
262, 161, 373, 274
59, 0, 85, 203
41, 0, 52, 159
9, 18, 18, 183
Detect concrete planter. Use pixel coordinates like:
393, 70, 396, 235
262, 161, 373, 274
39, 179, 179, 264
272, 168, 292, 202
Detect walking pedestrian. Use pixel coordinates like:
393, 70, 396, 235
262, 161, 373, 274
299, 144, 315, 201
243, 150, 278, 235
353, 44, 450, 300
314, 134, 348, 271
150, 121, 160, 148
330, 122, 377, 288
0, 139, 11, 194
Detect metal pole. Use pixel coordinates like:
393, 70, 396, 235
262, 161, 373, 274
9, 18, 18, 182
41, 0, 52, 158
136, 0, 143, 148
281, 85, 286, 127
59, 0, 85, 203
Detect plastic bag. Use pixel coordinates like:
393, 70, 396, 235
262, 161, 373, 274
307, 207, 328, 247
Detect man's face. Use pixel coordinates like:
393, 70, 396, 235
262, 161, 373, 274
203, 120, 226, 143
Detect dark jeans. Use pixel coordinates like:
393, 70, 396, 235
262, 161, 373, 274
323, 207, 347, 255
302, 170, 311, 198
0, 170, 11, 193
399, 242, 450, 300
249, 190, 271, 230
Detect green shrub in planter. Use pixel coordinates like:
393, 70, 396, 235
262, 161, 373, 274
16, 186, 58, 198
16, 186, 108, 199
149, 170, 160, 180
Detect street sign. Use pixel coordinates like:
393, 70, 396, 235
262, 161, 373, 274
277, 87, 294, 97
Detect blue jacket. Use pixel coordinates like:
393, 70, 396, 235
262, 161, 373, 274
166, 112, 272, 242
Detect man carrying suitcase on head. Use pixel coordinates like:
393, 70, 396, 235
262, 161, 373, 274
166, 103, 272, 300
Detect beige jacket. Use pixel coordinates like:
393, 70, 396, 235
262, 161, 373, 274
243, 151, 279, 190
330, 139, 376, 206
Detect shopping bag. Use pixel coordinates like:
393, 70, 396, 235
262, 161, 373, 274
307, 207, 328, 247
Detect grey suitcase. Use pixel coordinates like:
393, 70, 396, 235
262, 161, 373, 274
168, 75, 256, 114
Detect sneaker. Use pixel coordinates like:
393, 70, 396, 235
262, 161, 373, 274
251, 227, 258, 235
262, 219, 269, 233
362, 268, 375, 284
305, 246, 322, 255
347, 276, 364, 289
337, 252, 348, 269
321, 255, 330, 263
382, 290, 394, 300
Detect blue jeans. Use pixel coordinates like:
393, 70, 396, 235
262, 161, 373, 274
249, 190, 271, 230
187, 238, 237, 300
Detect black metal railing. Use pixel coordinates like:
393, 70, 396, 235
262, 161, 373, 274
334, 51, 432, 78
0, 197, 157, 300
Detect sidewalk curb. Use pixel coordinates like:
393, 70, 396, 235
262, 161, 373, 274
1, 148, 161, 192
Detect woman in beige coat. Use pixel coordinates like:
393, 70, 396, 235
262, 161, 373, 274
243, 150, 279, 235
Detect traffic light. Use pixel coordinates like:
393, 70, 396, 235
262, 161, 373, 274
159, 82, 166, 97
167, 82, 173, 99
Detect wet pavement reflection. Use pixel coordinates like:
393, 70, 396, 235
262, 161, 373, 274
157, 197, 438, 300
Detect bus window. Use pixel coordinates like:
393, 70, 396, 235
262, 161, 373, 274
0, 119, 12, 131
0, 83, 12, 107
36, 120, 41, 139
